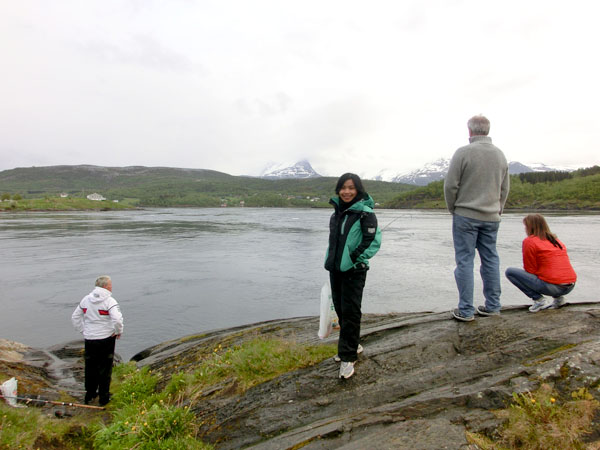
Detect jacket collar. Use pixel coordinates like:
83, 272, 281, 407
329, 194, 374, 212
469, 135, 492, 144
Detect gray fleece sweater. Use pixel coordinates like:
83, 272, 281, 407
444, 135, 509, 222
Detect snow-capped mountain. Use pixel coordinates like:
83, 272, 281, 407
390, 158, 450, 185
365, 158, 575, 186
259, 158, 576, 184
507, 161, 533, 174
526, 162, 576, 172
260, 160, 321, 179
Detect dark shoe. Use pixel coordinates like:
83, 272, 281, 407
452, 309, 474, 322
476, 305, 501, 316
84, 393, 97, 405
99, 394, 112, 406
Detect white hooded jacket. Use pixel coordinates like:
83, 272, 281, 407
71, 287, 124, 340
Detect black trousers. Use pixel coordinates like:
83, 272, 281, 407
330, 269, 367, 362
84, 336, 116, 403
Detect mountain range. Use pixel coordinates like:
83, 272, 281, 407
261, 159, 577, 186
259, 160, 320, 179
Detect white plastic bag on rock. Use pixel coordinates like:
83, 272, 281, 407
318, 281, 339, 339
0, 377, 18, 407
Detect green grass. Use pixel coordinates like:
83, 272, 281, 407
0, 337, 335, 449
158, 337, 337, 412
386, 171, 600, 210
467, 383, 600, 449
188, 337, 336, 394
0, 402, 96, 449
0, 197, 134, 211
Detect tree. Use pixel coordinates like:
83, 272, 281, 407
1, 193, 10, 201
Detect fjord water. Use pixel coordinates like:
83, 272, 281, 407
1, 208, 598, 360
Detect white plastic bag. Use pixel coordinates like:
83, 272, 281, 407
0, 377, 18, 407
318, 281, 339, 339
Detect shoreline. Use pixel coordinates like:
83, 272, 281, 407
2, 205, 600, 213
3, 303, 600, 448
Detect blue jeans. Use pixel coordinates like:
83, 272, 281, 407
505, 267, 575, 300
452, 214, 501, 317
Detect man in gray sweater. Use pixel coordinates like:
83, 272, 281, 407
444, 115, 510, 321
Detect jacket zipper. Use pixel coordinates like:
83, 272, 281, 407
340, 215, 348, 235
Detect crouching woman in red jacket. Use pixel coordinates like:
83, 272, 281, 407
505, 214, 576, 313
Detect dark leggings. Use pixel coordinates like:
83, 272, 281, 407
84, 336, 116, 403
330, 269, 367, 362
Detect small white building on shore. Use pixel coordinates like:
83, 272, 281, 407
86, 193, 106, 201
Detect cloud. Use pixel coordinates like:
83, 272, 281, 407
79, 34, 195, 72
0, 1, 599, 176
235, 92, 293, 117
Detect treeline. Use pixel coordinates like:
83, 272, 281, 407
385, 167, 600, 210
517, 165, 600, 184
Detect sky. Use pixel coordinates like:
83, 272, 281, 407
1, 1, 599, 178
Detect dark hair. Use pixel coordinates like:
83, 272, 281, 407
523, 214, 562, 249
335, 173, 366, 199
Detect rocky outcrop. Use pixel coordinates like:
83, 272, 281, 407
0, 339, 120, 406
3, 303, 600, 449
132, 302, 600, 449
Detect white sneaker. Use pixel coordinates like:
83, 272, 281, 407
334, 344, 363, 362
549, 296, 566, 309
339, 361, 355, 379
529, 297, 553, 313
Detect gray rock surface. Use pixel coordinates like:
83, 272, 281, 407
4, 303, 600, 449
132, 302, 600, 449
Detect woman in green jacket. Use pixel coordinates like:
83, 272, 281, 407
325, 173, 381, 379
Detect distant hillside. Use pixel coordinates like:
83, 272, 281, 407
385, 167, 600, 210
0, 165, 415, 208
0, 165, 233, 191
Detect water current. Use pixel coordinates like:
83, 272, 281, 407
1, 208, 598, 359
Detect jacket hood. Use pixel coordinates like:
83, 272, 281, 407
87, 286, 112, 303
330, 194, 375, 211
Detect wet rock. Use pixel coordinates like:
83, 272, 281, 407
3, 303, 600, 448
133, 302, 600, 449
0, 339, 121, 403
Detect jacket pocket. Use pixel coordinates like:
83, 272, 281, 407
340, 246, 355, 271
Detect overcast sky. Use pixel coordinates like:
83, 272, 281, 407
1, 1, 599, 177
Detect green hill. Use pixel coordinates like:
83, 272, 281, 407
385, 167, 600, 210
0, 165, 416, 208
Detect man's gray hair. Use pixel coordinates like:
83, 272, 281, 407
467, 115, 490, 136
95, 275, 112, 288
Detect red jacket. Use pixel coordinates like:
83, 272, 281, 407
522, 235, 577, 284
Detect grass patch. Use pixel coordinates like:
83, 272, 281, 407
469, 383, 600, 449
178, 333, 208, 344
0, 197, 134, 211
0, 402, 96, 449
0, 337, 334, 449
524, 343, 579, 367
168, 337, 336, 400
95, 363, 211, 449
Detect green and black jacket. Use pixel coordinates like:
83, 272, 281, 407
324, 194, 382, 272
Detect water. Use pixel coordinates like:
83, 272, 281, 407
1, 208, 598, 360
